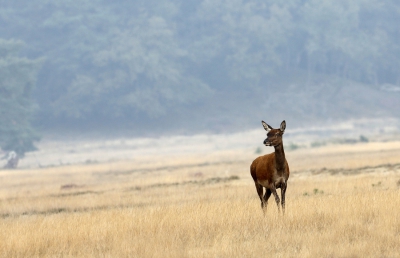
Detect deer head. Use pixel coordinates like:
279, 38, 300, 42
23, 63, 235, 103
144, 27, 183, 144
262, 120, 286, 147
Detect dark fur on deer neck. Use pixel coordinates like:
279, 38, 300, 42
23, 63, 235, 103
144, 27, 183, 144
273, 144, 286, 174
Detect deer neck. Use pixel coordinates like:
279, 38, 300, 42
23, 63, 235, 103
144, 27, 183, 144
274, 144, 286, 172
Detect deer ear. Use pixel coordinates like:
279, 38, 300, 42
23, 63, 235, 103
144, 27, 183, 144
261, 121, 272, 132
280, 120, 286, 133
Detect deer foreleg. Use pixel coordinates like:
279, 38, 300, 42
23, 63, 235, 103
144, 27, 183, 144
271, 187, 281, 212
281, 183, 287, 215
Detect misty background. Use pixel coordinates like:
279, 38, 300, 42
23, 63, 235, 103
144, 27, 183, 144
1, 0, 400, 161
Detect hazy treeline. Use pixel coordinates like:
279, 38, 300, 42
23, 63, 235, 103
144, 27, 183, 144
0, 39, 41, 156
1, 0, 400, 130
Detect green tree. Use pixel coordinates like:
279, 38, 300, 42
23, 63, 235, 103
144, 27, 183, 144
0, 39, 41, 159
54, 12, 212, 118
1, 0, 400, 131
192, 0, 294, 85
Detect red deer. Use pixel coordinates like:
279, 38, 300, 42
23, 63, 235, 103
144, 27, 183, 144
250, 120, 289, 214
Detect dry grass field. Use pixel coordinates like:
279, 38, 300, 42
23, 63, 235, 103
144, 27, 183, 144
1, 137, 400, 257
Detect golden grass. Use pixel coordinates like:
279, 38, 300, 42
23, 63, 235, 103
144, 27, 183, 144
1, 141, 400, 257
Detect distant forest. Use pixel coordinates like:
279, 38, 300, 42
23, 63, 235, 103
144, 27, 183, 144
1, 0, 400, 134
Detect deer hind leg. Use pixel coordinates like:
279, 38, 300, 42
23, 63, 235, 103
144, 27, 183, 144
262, 189, 272, 212
255, 182, 264, 208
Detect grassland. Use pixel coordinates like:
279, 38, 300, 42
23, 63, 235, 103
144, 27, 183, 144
1, 140, 400, 257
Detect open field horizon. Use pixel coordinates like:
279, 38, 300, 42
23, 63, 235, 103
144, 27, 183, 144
1, 127, 400, 257
15, 117, 400, 169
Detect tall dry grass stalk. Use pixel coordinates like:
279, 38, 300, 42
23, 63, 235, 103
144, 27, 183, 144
1, 176, 400, 257
1, 141, 400, 257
